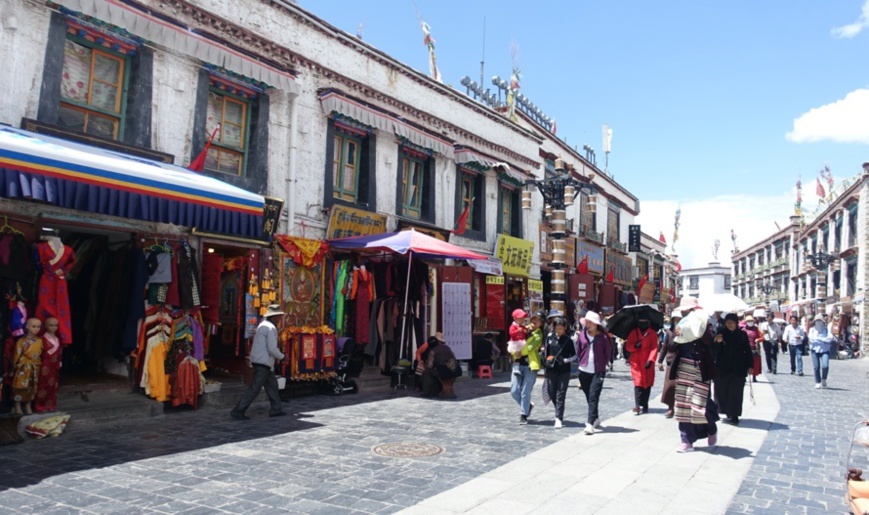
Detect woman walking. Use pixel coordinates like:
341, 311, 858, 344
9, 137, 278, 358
808, 314, 835, 389
742, 315, 763, 382
712, 313, 753, 425
658, 312, 681, 418
511, 310, 544, 424
671, 297, 719, 453
626, 316, 659, 414
576, 311, 612, 435
543, 316, 577, 428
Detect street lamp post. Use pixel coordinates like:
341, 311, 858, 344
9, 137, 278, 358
758, 282, 775, 303
523, 157, 596, 315
805, 247, 837, 301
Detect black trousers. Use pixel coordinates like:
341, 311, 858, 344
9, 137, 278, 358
546, 370, 571, 420
579, 371, 605, 424
714, 373, 746, 419
762, 340, 777, 373
231, 364, 284, 416
634, 386, 652, 410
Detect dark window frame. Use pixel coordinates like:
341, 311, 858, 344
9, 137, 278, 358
496, 183, 522, 238
396, 146, 435, 224
455, 167, 485, 241
204, 87, 253, 177
323, 118, 377, 212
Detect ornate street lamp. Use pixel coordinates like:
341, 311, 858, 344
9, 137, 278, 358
523, 157, 596, 315
758, 282, 775, 300
805, 247, 837, 300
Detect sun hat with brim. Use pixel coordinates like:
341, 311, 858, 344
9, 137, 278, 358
512, 308, 528, 320
580, 311, 602, 327
813, 314, 826, 323
675, 296, 701, 313
744, 315, 755, 323
264, 304, 285, 318
547, 309, 564, 320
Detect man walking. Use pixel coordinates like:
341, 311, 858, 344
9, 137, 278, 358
759, 315, 781, 374
231, 304, 288, 420
782, 314, 806, 376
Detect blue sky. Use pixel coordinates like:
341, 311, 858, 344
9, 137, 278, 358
303, 1, 869, 266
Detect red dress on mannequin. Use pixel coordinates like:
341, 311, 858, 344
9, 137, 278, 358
35, 240, 75, 345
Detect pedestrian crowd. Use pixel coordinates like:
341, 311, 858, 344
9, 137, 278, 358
493, 296, 842, 452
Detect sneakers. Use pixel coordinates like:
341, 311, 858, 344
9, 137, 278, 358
798, 372, 804, 376
677, 443, 694, 453
707, 434, 718, 449
554, 418, 563, 429
593, 418, 602, 429
584, 423, 594, 435
815, 383, 822, 389
632, 407, 640, 415
519, 415, 528, 425
822, 379, 827, 388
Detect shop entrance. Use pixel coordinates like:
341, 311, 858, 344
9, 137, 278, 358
199, 240, 262, 379
57, 224, 140, 388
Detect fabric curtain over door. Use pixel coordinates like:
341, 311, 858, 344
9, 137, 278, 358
0, 126, 265, 238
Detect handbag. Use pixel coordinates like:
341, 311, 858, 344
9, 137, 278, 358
544, 338, 568, 370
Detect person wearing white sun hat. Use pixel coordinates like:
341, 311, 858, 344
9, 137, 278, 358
576, 311, 612, 435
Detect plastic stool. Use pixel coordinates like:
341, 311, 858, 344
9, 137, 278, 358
477, 365, 492, 379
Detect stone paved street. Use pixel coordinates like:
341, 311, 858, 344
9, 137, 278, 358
0, 362, 640, 514
727, 353, 869, 515
1, 355, 867, 514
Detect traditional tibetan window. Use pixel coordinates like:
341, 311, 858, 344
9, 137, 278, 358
323, 114, 376, 210
455, 166, 485, 240
497, 184, 522, 238
397, 143, 434, 222
203, 69, 265, 176
57, 19, 138, 140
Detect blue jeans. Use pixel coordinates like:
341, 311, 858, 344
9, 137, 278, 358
811, 350, 830, 383
789, 344, 804, 374
510, 364, 537, 416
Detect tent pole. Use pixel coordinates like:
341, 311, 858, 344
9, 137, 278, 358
398, 251, 414, 360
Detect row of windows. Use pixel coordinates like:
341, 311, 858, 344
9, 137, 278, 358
55, 34, 253, 177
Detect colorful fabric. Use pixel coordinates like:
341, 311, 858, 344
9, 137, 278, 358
35, 242, 75, 345
627, 328, 659, 388
12, 336, 42, 402
35, 333, 61, 413
25, 414, 71, 439
275, 236, 329, 268
674, 358, 709, 425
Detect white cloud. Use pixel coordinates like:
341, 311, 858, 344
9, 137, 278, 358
832, 0, 869, 38
636, 191, 795, 269
786, 89, 869, 144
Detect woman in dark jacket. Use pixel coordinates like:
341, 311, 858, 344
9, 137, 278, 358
543, 317, 577, 428
712, 313, 753, 425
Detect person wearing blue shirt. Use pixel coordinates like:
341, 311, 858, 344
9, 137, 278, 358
808, 314, 835, 389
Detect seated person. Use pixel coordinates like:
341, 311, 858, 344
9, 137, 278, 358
469, 332, 500, 373
421, 337, 462, 399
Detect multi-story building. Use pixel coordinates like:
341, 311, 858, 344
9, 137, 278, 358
731, 217, 798, 312
678, 262, 732, 300
0, 0, 645, 394
732, 165, 869, 354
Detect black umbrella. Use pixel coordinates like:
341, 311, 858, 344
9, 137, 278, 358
605, 304, 665, 339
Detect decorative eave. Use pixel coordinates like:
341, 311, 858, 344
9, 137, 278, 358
140, 0, 543, 156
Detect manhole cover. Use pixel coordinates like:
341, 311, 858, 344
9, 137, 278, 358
372, 442, 445, 457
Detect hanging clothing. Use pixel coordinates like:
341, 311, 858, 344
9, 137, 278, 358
35, 241, 75, 345
351, 266, 375, 345
121, 248, 148, 352
171, 357, 202, 409
176, 243, 201, 309
200, 253, 223, 324
12, 335, 42, 403
0, 234, 30, 281
35, 332, 62, 413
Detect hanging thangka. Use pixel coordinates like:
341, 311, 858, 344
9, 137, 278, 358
275, 236, 327, 328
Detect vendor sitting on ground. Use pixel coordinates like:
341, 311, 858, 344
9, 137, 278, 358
469, 332, 500, 374
421, 333, 462, 399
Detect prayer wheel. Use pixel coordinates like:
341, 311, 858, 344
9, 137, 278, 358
551, 269, 566, 293
563, 185, 575, 206
551, 238, 566, 266
544, 203, 552, 218
551, 299, 566, 316
521, 190, 532, 210
551, 209, 566, 237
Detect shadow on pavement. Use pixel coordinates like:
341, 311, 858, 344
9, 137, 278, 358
712, 445, 754, 460
738, 419, 789, 431
597, 425, 639, 434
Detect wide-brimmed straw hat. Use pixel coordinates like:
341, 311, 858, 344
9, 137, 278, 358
675, 296, 701, 314
264, 304, 285, 318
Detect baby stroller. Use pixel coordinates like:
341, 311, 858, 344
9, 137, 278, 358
324, 337, 365, 396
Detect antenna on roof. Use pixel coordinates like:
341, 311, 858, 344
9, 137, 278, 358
480, 17, 486, 93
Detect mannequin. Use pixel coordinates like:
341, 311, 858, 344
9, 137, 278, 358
35, 235, 75, 345
35, 317, 62, 413
12, 318, 43, 415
